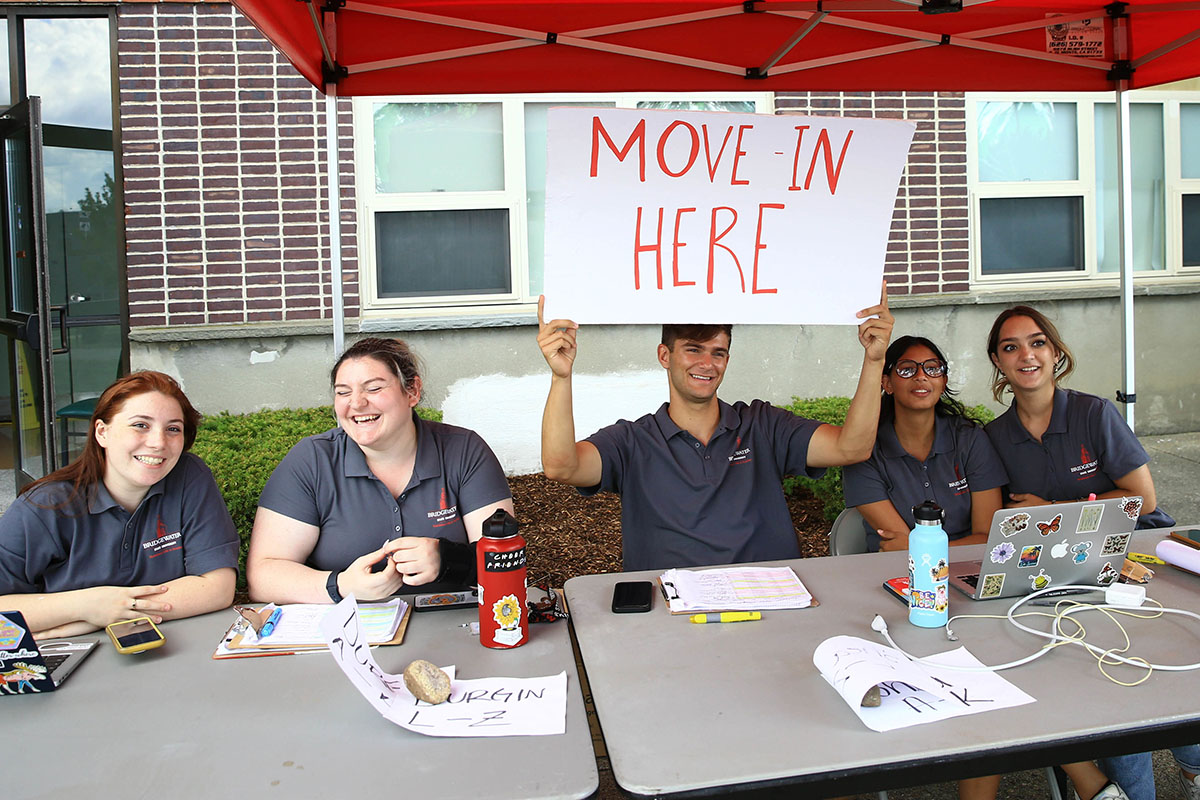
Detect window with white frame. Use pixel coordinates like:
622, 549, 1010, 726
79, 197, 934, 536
967, 93, 1200, 284
353, 94, 773, 317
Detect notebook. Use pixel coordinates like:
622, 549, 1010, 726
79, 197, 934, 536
948, 496, 1142, 600
0, 610, 97, 694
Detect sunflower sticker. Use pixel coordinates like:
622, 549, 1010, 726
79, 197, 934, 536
491, 594, 525, 646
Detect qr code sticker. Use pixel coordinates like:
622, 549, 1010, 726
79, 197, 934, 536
1101, 532, 1131, 556
979, 574, 1005, 599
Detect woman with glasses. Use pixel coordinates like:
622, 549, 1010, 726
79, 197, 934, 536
843, 335, 1008, 553
844, 335, 1131, 800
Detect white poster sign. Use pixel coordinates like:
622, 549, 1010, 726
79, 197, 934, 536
544, 107, 915, 325
321, 597, 567, 737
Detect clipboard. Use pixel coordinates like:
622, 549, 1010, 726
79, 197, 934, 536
212, 601, 412, 659
657, 566, 818, 615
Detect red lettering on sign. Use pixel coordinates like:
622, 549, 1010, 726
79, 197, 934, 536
592, 116, 646, 182
707, 207, 744, 294
633, 206, 664, 290
752, 203, 783, 294
789, 125, 854, 195
730, 124, 752, 186
701, 125, 733, 182
672, 207, 696, 287
656, 120, 700, 178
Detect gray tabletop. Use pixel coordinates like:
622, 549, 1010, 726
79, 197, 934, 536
7, 596, 597, 800
565, 530, 1200, 798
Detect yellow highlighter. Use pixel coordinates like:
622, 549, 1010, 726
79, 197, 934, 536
690, 611, 762, 624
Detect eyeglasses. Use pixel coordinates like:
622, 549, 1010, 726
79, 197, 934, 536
892, 359, 946, 379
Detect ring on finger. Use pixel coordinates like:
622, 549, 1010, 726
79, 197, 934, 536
131, 598, 137, 610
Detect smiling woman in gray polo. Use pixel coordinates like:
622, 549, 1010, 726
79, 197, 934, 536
247, 338, 513, 605
0, 372, 238, 640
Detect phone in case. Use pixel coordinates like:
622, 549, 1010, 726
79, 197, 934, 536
611, 581, 654, 613
106, 617, 166, 654
1169, 529, 1200, 549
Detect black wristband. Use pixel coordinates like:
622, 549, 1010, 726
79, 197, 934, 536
326, 569, 343, 603
436, 539, 477, 587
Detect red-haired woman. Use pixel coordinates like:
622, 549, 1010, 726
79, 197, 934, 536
0, 371, 238, 639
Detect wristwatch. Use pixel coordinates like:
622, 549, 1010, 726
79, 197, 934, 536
326, 569, 343, 603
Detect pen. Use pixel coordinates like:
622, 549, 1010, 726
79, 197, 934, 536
259, 606, 283, 637
690, 611, 761, 624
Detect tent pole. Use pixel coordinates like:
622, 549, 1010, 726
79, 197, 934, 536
326, 87, 345, 357
1114, 88, 1135, 430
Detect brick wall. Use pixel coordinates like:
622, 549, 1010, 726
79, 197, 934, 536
117, 1, 359, 329
776, 91, 969, 295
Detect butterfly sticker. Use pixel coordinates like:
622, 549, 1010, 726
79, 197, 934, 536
1036, 514, 1062, 536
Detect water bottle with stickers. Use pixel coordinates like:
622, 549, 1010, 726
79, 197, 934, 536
908, 501, 949, 628
477, 509, 528, 649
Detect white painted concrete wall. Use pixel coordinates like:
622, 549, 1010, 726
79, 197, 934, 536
441, 370, 666, 475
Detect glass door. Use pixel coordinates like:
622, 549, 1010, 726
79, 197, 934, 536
0, 96, 54, 486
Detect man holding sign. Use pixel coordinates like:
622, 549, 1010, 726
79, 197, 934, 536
536, 284, 892, 571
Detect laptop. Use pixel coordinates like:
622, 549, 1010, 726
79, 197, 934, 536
948, 496, 1142, 600
1, 610, 97, 695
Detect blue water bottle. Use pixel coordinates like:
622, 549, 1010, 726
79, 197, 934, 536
908, 501, 949, 628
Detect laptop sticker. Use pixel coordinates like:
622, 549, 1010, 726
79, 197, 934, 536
1050, 539, 1071, 559
1070, 541, 1092, 564
1018, 544, 1043, 568
979, 574, 1005, 599
990, 541, 1016, 564
1096, 562, 1119, 585
1076, 503, 1105, 534
1028, 569, 1052, 591
1035, 514, 1062, 536
1000, 513, 1030, 537
1101, 532, 1131, 557
0, 611, 56, 695
1119, 497, 1143, 521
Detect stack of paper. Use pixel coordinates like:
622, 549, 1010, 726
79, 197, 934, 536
213, 598, 409, 659
659, 566, 814, 614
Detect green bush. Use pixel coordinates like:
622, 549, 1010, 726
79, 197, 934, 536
191, 406, 443, 588
779, 397, 994, 523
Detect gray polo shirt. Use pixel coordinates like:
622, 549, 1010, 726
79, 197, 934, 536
0, 453, 238, 594
985, 388, 1174, 529
582, 399, 824, 571
843, 413, 1008, 551
257, 416, 511, 590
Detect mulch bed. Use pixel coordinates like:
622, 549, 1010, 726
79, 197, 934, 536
513, 472, 832, 587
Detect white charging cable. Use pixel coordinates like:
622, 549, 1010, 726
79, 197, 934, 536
872, 583, 1200, 673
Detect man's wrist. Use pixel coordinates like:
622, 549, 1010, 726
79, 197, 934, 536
326, 569, 343, 603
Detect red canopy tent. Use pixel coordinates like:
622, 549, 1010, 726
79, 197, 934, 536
231, 0, 1200, 426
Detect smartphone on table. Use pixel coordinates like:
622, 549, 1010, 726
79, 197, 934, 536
106, 617, 166, 654
611, 581, 654, 613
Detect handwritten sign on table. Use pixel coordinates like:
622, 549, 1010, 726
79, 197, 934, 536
812, 635, 1035, 732
321, 596, 567, 737
543, 107, 915, 325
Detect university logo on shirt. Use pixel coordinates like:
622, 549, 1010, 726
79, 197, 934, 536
142, 517, 183, 558
728, 436, 753, 466
948, 464, 969, 496
1069, 445, 1099, 480
426, 487, 460, 528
